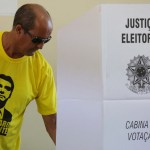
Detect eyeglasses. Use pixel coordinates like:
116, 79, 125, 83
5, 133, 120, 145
26, 31, 51, 44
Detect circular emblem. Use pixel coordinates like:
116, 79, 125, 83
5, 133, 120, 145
126, 55, 150, 94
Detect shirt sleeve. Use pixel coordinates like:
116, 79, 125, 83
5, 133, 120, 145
35, 62, 57, 115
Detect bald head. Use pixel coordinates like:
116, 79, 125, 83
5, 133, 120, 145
13, 4, 52, 32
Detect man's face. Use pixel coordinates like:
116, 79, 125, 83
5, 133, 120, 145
0, 78, 12, 102
18, 18, 53, 56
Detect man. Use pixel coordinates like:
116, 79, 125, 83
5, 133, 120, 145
0, 3, 57, 150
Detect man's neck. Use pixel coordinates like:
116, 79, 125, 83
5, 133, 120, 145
2, 32, 23, 58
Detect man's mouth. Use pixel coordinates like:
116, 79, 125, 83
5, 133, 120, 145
0, 95, 5, 99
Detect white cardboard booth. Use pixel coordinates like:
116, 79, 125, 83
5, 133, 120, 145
57, 4, 150, 150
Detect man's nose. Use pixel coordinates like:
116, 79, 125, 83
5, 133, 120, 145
0, 90, 4, 94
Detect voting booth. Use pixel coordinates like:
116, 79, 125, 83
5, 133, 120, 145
57, 4, 150, 150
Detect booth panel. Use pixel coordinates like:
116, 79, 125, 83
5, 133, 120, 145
57, 99, 102, 150
102, 4, 150, 100
103, 100, 150, 150
57, 6, 102, 100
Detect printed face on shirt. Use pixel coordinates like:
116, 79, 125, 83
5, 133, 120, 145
0, 75, 14, 109
0, 74, 14, 134
0, 79, 12, 101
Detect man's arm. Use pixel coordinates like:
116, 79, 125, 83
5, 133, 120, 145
42, 113, 57, 144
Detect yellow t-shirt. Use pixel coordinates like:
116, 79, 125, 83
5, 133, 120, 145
0, 32, 57, 150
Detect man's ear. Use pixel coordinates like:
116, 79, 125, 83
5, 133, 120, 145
15, 24, 24, 35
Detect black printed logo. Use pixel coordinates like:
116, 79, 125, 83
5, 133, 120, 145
0, 74, 14, 136
126, 55, 150, 94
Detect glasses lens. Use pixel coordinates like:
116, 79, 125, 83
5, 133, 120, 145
26, 31, 51, 44
32, 37, 42, 43
32, 37, 51, 44
43, 38, 50, 43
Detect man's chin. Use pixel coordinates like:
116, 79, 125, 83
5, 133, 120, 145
26, 52, 34, 56
0, 100, 7, 109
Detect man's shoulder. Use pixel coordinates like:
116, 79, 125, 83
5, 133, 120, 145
32, 51, 52, 69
